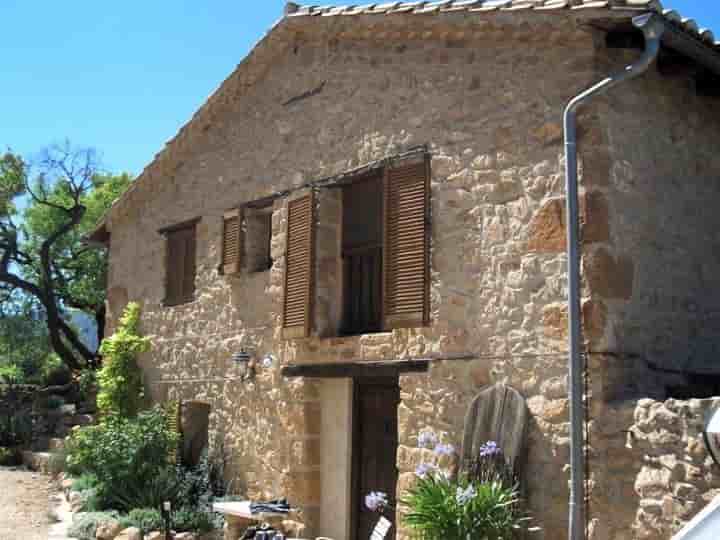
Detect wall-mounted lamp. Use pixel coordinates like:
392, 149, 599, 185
705, 407, 720, 466
232, 348, 256, 381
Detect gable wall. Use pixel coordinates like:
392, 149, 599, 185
104, 16, 720, 539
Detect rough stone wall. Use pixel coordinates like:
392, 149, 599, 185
102, 13, 720, 540
588, 46, 720, 393
588, 398, 720, 540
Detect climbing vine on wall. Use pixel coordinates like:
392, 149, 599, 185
96, 303, 149, 418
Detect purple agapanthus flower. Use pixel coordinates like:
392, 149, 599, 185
433, 443, 456, 457
479, 440, 501, 457
415, 462, 438, 479
365, 491, 389, 512
456, 484, 477, 505
418, 430, 438, 449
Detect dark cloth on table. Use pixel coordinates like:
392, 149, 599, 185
249, 498, 291, 514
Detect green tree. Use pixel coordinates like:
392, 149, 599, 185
0, 143, 132, 370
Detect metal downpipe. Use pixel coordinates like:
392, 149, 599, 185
563, 13, 665, 540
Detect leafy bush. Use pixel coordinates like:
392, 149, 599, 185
0, 364, 23, 385
119, 508, 164, 534
0, 446, 19, 465
77, 369, 96, 402
96, 303, 149, 418
68, 511, 120, 540
398, 434, 534, 540
172, 507, 214, 534
0, 409, 32, 447
66, 406, 178, 509
177, 449, 227, 507
48, 449, 68, 476
72, 473, 99, 492
402, 474, 524, 540
41, 354, 72, 387
109, 466, 182, 512
45, 395, 64, 410
78, 487, 103, 512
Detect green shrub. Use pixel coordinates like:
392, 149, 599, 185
48, 449, 68, 476
71, 474, 99, 492
41, 355, 72, 387
108, 466, 182, 512
0, 409, 32, 447
0, 364, 23, 385
77, 369, 96, 402
399, 436, 534, 540
45, 395, 64, 410
78, 487, 103, 512
96, 303, 149, 418
68, 511, 120, 540
66, 406, 178, 509
172, 507, 214, 534
0, 446, 19, 466
119, 508, 164, 534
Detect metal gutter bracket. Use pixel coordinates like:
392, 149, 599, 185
563, 13, 665, 540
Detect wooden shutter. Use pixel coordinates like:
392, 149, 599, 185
382, 157, 431, 329
222, 208, 243, 275
282, 192, 315, 339
164, 223, 197, 306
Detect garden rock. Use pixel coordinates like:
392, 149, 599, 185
68, 490, 84, 512
116, 527, 142, 540
174, 533, 198, 540
145, 532, 163, 540
96, 519, 123, 540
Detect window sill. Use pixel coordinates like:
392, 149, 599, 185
162, 297, 197, 308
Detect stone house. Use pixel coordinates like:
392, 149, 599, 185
90, 1, 720, 539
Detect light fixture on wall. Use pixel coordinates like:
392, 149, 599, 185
705, 407, 720, 466
232, 348, 256, 381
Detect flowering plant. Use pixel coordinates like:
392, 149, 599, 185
399, 431, 534, 540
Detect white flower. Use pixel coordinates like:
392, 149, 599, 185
418, 430, 438, 449
456, 484, 477, 506
365, 491, 389, 512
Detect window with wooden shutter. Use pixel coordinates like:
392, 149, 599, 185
282, 192, 315, 339
382, 156, 431, 329
222, 209, 243, 275
163, 220, 198, 306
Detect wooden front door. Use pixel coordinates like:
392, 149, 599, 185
352, 378, 400, 540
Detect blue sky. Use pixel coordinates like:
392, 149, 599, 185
0, 1, 717, 177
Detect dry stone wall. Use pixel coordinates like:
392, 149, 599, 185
102, 12, 720, 540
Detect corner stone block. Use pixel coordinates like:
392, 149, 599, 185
584, 248, 634, 300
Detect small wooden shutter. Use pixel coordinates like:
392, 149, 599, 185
165, 224, 197, 306
282, 192, 315, 339
165, 400, 183, 464
222, 208, 243, 275
382, 157, 431, 329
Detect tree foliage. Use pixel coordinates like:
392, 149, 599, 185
0, 143, 132, 371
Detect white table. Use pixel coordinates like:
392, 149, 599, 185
212, 501, 288, 540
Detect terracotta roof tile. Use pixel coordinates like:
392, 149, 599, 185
287, 1, 719, 51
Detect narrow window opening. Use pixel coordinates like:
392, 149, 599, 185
341, 174, 383, 336
245, 205, 273, 273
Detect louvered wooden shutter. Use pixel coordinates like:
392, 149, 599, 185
165, 230, 186, 306
165, 400, 182, 464
164, 224, 196, 305
383, 157, 431, 329
282, 192, 315, 339
222, 208, 243, 275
